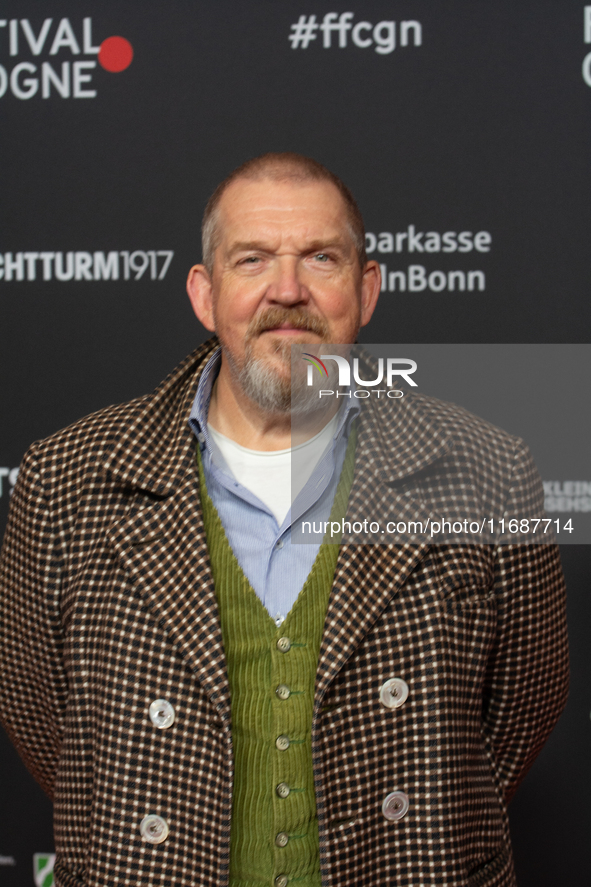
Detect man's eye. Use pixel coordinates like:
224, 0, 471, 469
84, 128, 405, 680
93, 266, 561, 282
241, 256, 260, 264
314, 253, 330, 262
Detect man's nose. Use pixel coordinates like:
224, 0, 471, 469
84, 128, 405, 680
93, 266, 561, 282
268, 256, 310, 305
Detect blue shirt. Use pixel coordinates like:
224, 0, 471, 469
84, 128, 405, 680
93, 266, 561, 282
188, 348, 357, 624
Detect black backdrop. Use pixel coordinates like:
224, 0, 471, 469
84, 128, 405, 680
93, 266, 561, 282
1, 2, 589, 884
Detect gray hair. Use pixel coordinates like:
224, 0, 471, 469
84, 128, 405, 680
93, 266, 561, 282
201, 152, 367, 275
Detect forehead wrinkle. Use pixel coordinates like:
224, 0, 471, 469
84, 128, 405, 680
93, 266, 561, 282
220, 207, 354, 254
215, 179, 355, 250
225, 233, 352, 259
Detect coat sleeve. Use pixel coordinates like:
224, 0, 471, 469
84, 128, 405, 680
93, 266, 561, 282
481, 440, 569, 804
0, 443, 68, 798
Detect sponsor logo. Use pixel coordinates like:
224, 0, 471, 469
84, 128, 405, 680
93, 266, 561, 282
0, 17, 133, 100
0, 250, 174, 282
544, 481, 591, 513
366, 227, 491, 294
366, 228, 492, 255
583, 7, 591, 85
0, 467, 19, 497
33, 854, 55, 887
289, 12, 421, 54
377, 264, 485, 293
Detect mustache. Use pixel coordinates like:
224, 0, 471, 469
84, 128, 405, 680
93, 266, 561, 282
245, 307, 329, 339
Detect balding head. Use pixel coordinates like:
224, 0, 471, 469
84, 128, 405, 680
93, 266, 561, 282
186, 158, 382, 421
201, 152, 367, 275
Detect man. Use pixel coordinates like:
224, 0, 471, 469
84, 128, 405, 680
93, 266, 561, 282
0, 153, 568, 887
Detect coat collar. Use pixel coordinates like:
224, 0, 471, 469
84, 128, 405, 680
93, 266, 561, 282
101, 337, 220, 495
351, 345, 453, 485
101, 339, 453, 495
104, 340, 453, 718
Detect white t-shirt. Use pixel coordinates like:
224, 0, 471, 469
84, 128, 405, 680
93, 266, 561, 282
207, 413, 339, 525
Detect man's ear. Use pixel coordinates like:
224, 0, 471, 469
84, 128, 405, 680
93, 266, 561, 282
359, 260, 382, 327
187, 264, 215, 332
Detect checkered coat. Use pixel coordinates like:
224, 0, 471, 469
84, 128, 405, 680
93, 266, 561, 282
0, 338, 568, 887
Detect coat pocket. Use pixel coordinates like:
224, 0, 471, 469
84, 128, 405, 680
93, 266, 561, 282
53, 856, 85, 887
430, 544, 496, 608
468, 844, 512, 887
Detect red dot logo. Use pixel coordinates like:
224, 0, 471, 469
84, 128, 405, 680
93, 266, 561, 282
98, 36, 134, 73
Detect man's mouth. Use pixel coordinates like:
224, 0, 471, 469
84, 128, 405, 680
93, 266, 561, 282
261, 323, 313, 335
246, 308, 329, 341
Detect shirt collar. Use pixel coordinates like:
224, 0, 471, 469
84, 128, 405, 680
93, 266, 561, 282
188, 346, 222, 452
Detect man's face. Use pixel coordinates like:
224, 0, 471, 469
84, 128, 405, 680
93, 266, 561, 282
188, 175, 380, 409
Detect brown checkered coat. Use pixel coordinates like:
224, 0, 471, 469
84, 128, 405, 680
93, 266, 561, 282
0, 338, 568, 887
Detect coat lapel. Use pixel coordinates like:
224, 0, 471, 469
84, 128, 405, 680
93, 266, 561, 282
103, 338, 231, 721
315, 379, 453, 708
102, 339, 218, 497
108, 476, 231, 723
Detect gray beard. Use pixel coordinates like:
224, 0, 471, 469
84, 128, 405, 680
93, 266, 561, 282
215, 305, 338, 414
236, 354, 319, 415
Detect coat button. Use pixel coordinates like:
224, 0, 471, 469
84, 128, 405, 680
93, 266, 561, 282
149, 699, 175, 729
276, 637, 291, 653
276, 735, 290, 751
275, 684, 291, 700
379, 678, 409, 710
139, 814, 169, 843
276, 782, 291, 799
275, 876, 288, 887
382, 791, 410, 821
275, 832, 289, 847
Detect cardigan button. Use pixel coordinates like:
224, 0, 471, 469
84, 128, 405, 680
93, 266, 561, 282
382, 791, 410, 821
139, 814, 169, 843
275, 684, 291, 700
276, 735, 290, 751
275, 876, 288, 887
276, 637, 291, 653
275, 832, 289, 847
276, 782, 291, 799
149, 699, 175, 729
379, 678, 409, 710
